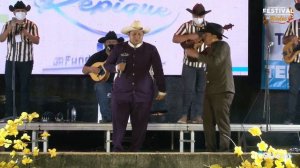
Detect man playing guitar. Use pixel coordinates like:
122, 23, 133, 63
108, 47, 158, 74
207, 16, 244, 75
282, 0, 300, 124
82, 31, 124, 123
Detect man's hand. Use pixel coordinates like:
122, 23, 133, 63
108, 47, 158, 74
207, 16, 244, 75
185, 48, 199, 58
283, 35, 298, 45
116, 62, 126, 72
155, 92, 166, 100
89, 67, 100, 74
188, 33, 200, 41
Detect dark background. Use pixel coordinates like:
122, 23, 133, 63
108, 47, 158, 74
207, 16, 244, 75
1, 0, 298, 152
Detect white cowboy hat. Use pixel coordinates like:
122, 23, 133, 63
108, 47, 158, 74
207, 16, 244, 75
121, 20, 150, 35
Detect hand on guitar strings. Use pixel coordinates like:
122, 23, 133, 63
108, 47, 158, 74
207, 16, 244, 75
89, 66, 101, 74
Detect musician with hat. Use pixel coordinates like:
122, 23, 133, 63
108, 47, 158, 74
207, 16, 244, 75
82, 31, 124, 123
282, 1, 300, 124
0, 1, 39, 118
185, 22, 235, 152
104, 20, 166, 152
173, 3, 211, 124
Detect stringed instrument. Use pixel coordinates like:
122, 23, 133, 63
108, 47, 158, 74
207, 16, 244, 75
89, 62, 110, 82
282, 41, 300, 63
180, 23, 234, 49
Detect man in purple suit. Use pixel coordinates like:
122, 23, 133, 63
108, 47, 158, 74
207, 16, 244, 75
104, 20, 166, 152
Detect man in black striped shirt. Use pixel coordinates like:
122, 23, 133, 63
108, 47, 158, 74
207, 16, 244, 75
172, 3, 210, 124
0, 1, 39, 118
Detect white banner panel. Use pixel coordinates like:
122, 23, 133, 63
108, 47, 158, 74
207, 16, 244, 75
0, 0, 248, 75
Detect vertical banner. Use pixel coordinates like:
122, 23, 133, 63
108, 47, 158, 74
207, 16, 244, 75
262, 0, 296, 90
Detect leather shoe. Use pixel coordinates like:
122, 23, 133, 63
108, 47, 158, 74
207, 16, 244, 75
177, 115, 187, 124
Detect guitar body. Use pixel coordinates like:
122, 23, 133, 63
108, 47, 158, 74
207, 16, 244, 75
283, 42, 300, 63
89, 62, 110, 82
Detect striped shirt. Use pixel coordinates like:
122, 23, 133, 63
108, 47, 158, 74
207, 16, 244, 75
174, 20, 207, 68
284, 19, 300, 63
1, 19, 39, 62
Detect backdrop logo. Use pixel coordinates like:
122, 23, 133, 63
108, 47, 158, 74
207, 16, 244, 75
263, 7, 294, 24
34, 0, 180, 36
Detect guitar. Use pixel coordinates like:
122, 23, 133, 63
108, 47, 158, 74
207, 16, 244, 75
180, 23, 234, 49
89, 62, 110, 82
282, 41, 300, 63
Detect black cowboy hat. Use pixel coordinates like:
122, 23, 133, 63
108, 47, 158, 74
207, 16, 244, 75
9, 1, 31, 12
186, 3, 211, 17
98, 31, 124, 43
199, 23, 228, 39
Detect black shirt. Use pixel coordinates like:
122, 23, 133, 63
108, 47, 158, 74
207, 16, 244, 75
85, 49, 114, 83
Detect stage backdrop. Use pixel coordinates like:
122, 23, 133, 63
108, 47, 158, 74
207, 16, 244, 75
0, 0, 248, 75
262, 0, 297, 90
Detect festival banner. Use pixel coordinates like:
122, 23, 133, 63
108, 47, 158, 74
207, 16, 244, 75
262, 0, 297, 89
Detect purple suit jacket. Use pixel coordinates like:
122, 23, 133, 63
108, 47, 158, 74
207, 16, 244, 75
104, 42, 166, 102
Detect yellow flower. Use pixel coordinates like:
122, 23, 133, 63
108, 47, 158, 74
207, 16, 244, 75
33, 147, 39, 157
0, 128, 8, 138
21, 133, 30, 141
13, 140, 27, 150
0, 161, 6, 167
22, 148, 31, 155
20, 112, 28, 120
248, 126, 262, 136
254, 157, 263, 167
257, 140, 268, 151
6, 160, 17, 167
264, 158, 274, 168
285, 158, 296, 168
239, 160, 252, 168
48, 148, 57, 158
210, 164, 222, 168
234, 146, 243, 156
30, 112, 39, 119
267, 145, 275, 154
250, 151, 258, 159
21, 156, 33, 165
13, 118, 23, 126
9, 150, 16, 158
275, 160, 284, 168
41, 131, 51, 140
4, 139, 12, 148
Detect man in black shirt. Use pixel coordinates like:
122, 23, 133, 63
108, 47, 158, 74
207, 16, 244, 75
82, 31, 124, 123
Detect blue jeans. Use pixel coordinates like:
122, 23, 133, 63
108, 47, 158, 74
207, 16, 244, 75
181, 64, 206, 119
288, 63, 300, 120
5, 61, 33, 117
95, 82, 112, 121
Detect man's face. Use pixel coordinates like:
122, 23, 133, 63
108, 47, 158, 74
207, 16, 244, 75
105, 39, 118, 47
192, 14, 205, 25
128, 30, 144, 45
13, 9, 27, 21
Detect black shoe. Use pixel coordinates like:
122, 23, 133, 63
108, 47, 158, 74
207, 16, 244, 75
99, 119, 111, 123
284, 119, 293, 125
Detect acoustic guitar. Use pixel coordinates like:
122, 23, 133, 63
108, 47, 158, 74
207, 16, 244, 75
180, 23, 234, 49
89, 62, 110, 82
282, 41, 300, 63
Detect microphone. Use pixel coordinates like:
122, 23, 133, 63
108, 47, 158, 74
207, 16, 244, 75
268, 42, 274, 48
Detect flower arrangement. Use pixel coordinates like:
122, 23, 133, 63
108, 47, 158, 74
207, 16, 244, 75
208, 126, 298, 168
0, 112, 57, 167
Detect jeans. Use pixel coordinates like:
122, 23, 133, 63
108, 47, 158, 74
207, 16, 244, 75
5, 61, 33, 117
181, 64, 206, 119
288, 63, 300, 121
95, 82, 112, 121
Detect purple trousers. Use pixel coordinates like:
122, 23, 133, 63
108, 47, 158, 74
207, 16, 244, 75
112, 98, 152, 152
